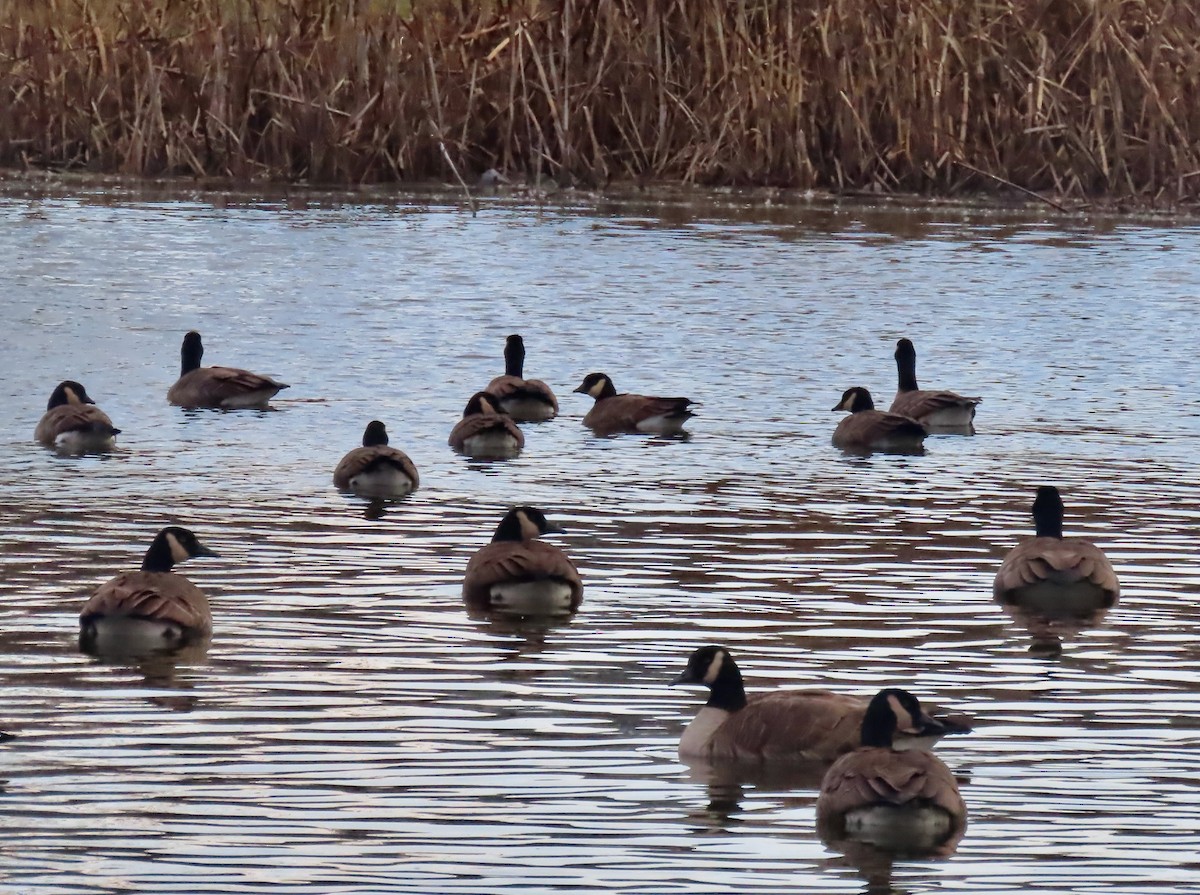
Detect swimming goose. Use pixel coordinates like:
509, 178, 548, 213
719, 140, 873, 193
167, 331, 289, 408
79, 526, 218, 653
994, 486, 1119, 617
34, 380, 121, 451
889, 338, 980, 429
333, 421, 419, 497
448, 392, 524, 458
485, 334, 559, 422
816, 688, 966, 851
462, 507, 583, 616
672, 646, 970, 762
832, 387, 927, 453
572, 372, 695, 435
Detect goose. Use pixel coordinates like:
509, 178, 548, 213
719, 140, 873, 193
889, 338, 980, 429
448, 392, 524, 458
572, 372, 695, 435
816, 688, 966, 852
672, 646, 970, 762
994, 486, 1119, 617
462, 507, 583, 616
79, 526, 218, 653
333, 421, 419, 498
485, 334, 558, 421
34, 380, 121, 451
832, 387, 927, 453
167, 331, 289, 408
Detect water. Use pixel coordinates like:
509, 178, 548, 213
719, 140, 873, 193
1, 182, 1199, 893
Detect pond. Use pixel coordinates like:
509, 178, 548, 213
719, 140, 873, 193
1, 181, 1198, 893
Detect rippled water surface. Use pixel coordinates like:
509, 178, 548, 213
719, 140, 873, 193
1, 183, 1199, 893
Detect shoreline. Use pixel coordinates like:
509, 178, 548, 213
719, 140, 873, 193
2, 168, 1197, 226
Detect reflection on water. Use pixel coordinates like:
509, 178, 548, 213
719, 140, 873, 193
1, 185, 1200, 892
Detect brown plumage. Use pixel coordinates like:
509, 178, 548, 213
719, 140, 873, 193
462, 507, 583, 616
819, 747, 963, 814
448, 392, 524, 457
79, 527, 219, 645
889, 338, 980, 429
817, 689, 966, 852
572, 372, 695, 435
994, 486, 1119, 615
832, 387, 927, 452
167, 331, 288, 408
333, 420, 419, 496
35, 381, 121, 449
82, 572, 212, 631
673, 647, 971, 763
485, 334, 558, 422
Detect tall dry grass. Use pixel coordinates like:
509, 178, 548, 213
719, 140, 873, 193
1, 0, 1197, 202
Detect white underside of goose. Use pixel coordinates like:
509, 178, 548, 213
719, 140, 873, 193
462, 432, 521, 458
81, 616, 190, 655
488, 579, 574, 616
348, 467, 415, 498
1007, 579, 1112, 617
843, 803, 956, 850
635, 414, 690, 434
920, 406, 976, 429
498, 397, 556, 422
219, 389, 280, 409
55, 430, 117, 452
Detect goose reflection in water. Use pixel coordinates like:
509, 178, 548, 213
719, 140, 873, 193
680, 755, 831, 831
1000, 602, 1114, 658
83, 637, 210, 713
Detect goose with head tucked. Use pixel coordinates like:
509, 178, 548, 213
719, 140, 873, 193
832, 387, 927, 453
994, 486, 1119, 618
333, 420, 419, 498
573, 372, 695, 435
448, 392, 524, 458
79, 526, 218, 654
167, 331, 289, 409
889, 338, 980, 430
462, 507, 583, 616
485, 334, 558, 422
35, 380, 121, 451
816, 688, 967, 853
672, 646, 971, 763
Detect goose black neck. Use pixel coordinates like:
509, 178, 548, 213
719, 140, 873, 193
1033, 488, 1064, 538
706, 660, 748, 712
363, 423, 389, 447
181, 334, 203, 376
851, 389, 875, 412
47, 382, 88, 410
492, 512, 528, 542
860, 699, 896, 748
895, 345, 919, 392
504, 337, 526, 378
141, 535, 177, 573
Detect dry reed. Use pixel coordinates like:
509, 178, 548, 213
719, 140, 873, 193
1, 0, 1198, 203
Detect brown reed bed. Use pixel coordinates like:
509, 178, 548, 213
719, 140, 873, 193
1, 0, 1198, 204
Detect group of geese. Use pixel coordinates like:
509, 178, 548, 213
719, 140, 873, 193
30, 330, 1121, 856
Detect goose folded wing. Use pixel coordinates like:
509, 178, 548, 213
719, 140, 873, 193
711, 690, 866, 760
81, 575, 208, 628
891, 390, 979, 418
463, 542, 580, 602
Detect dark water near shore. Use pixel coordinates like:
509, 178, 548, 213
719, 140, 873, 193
1, 184, 1199, 893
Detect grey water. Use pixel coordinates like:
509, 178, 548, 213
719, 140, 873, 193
1, 181, 1199, 893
